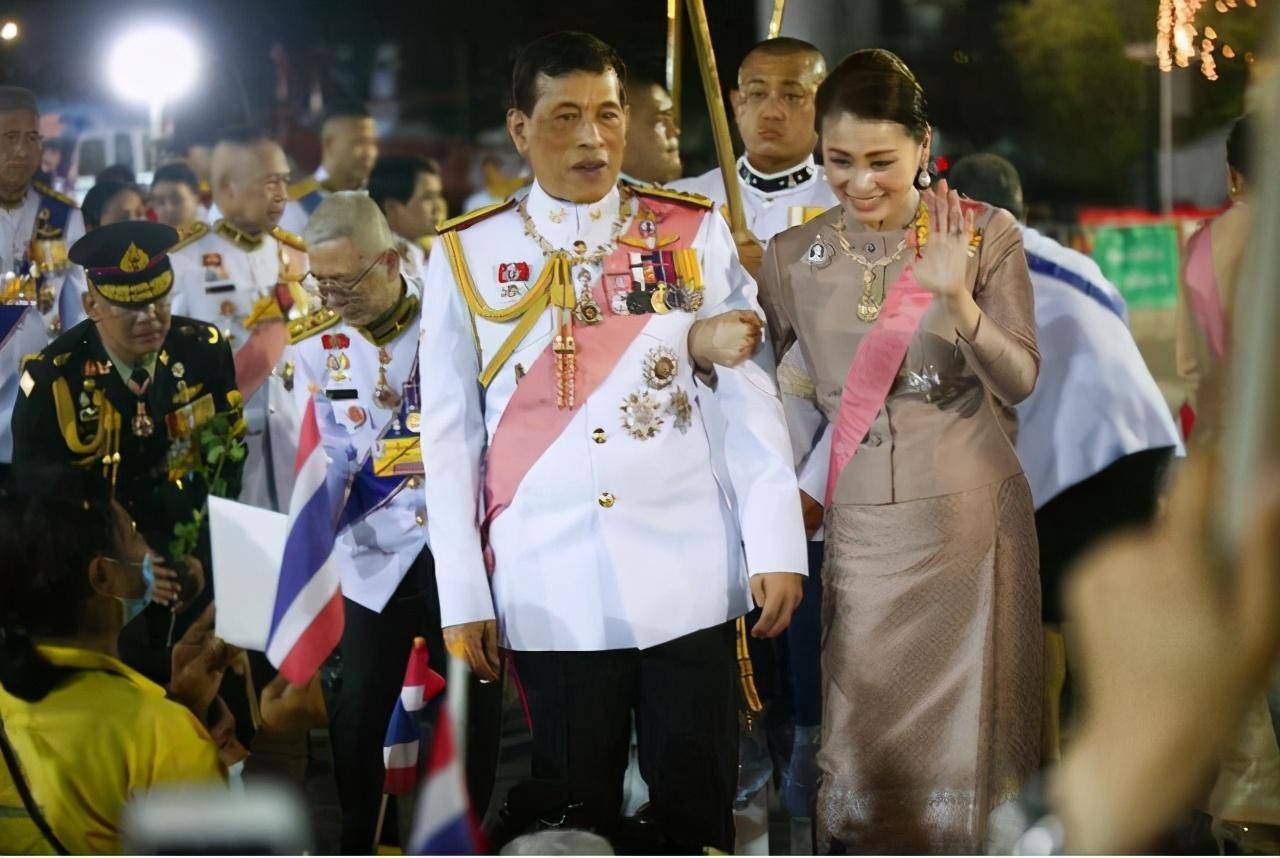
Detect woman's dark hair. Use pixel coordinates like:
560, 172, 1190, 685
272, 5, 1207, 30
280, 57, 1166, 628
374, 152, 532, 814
368, 155, 438, 210
511, 31, 627, 115
815, 48, 929, 143
81, 180, 142, 231
1226, 113, 1256, 180
152, 161, 200, 195
0, 478, 120, 702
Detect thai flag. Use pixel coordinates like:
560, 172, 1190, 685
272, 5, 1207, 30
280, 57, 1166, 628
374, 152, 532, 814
408, 710, 483, 854
265, 394, 344, 684
383, 637, 446, 795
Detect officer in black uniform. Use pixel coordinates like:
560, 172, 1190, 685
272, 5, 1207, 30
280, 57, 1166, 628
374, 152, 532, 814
11, 220, 245, 681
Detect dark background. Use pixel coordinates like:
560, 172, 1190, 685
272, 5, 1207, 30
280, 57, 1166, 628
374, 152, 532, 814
0, 0, 1268, 213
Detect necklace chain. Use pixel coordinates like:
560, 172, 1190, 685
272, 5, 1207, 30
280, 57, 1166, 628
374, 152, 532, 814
518, 187, 635, 266
830, 201, 929, 322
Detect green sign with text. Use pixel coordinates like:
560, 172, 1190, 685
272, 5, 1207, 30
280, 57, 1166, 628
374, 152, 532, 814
1090, 223, 1181, 310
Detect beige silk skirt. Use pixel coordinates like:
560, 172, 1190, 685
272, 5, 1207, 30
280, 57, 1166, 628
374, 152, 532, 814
817, 475, 1043, 853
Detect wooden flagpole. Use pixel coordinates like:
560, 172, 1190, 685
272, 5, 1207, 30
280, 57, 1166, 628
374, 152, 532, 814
666, 0, 683, 128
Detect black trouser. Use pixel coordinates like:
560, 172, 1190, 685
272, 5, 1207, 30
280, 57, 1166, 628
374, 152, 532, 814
511, 621, 738, 853
328, 550, 446, 855
1036, 446, 1175, 622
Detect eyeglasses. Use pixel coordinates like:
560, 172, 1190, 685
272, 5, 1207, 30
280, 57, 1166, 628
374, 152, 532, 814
302, 256, 383, 294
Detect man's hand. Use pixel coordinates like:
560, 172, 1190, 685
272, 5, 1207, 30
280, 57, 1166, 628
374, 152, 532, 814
173, 556, 206, 614
207, 696, 250, 770
150, 557, 182, 607
688, 310, 764, 372
169, 604, 239, 718
443, 619, 500, 682
734, 230, 765, 279
748, 572, 805, 638
259, 673, 328, 733
800, 491, 824, 538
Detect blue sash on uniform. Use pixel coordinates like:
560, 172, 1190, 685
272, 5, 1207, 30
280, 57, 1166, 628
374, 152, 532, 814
34, 185, 74, 238
298, 188, 325, 216
336, 355, 422, 530
0, 304, 27, 346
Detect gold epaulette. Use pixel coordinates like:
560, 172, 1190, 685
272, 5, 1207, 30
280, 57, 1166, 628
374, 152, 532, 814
32, 180, 77, 208
288, 308, 340, 345
169, 221, 210, 253
288, 176, 320, 201
271, 226, 306, 251
635, 185, 714, 210
435, 198, 517, 234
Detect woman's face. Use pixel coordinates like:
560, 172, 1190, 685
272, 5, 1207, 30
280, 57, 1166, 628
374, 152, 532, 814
97, 501, 152, 601
820, 112, 928, 229
99, 188, 147, 227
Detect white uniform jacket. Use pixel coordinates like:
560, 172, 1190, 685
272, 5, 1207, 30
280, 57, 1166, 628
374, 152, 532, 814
1016, 226, 1183, 508
169, 222, 303, 510
286, 277, 428, 612
418, 180, 808, 652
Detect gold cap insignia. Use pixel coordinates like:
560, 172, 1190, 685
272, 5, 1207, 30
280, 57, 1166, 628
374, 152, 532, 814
120, 242, 150, 272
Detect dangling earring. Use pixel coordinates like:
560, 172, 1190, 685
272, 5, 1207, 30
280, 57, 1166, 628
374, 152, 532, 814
916, 166, 932, 189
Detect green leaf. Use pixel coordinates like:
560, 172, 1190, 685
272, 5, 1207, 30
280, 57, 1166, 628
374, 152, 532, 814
206, 444, 225, 464
228, 443, 247, 462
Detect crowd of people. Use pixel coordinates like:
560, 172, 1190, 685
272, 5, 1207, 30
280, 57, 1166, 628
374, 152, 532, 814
0, 23, 1277, 858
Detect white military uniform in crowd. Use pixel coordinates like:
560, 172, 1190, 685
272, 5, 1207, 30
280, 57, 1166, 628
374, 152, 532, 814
1016, 225, 1182, 507
286, 275, 426, 611
669, 154, 838, 242
672, 155, 837, 525
168, 220, 305, 510
419, 180, 808, 652
0, 181, 87, 463
392, 232, 428, 282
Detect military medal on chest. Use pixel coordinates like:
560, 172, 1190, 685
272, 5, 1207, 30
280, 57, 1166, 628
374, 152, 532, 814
323, 332, 351, 380
374, 346, 401, 409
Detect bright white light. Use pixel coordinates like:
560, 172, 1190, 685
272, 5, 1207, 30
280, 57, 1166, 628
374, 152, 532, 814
107, 24, 199, 105
0, 22, 18, 41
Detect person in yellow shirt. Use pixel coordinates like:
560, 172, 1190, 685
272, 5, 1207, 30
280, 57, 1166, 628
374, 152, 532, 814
0, 481, 227, 854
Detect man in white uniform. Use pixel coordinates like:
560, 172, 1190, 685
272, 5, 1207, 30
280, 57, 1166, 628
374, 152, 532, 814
367, 155, 448, 280
419, 32, 807, 852
169, 127, 306, 511
282, 105, 379, 235
620, 74, 682, 186
0, 86, 87, 478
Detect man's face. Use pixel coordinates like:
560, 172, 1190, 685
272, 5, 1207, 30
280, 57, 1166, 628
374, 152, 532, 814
507, 70, 626, 204
308, 236, 402, 327
731, 51, 825, 173
387, 171, 446, 240
0, 108, 40, 193
218, 141, 289, 233
324, 117, 378, 189
85, 285, 171, 360
150, 180, 200, 228
623, 82, 681, 185
99, 188, 147, 227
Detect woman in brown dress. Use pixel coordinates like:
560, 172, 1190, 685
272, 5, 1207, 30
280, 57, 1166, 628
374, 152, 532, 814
756, 49, 1043, 852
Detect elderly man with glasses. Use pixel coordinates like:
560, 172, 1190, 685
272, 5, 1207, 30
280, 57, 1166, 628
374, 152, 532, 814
282, 190, 504, 853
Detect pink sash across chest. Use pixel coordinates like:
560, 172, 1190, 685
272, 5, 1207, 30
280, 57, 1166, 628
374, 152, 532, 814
482, 199, 705, 532
824, 266, 933, 506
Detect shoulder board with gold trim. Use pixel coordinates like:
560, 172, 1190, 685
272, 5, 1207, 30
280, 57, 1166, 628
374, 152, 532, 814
634, 186, 714, 210
169, 221, 210, 253
31, 180, 78, 208
271, 226, 307, 251
288, 176, 321, 201
435, 198, 518, 234
288, 308, 340, 345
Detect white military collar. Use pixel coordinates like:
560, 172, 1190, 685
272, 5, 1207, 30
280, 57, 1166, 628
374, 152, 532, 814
524, 180, 623, 253
737, 154, 817, 195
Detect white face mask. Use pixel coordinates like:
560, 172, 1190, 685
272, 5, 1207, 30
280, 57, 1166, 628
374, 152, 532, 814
113, 553, 155, 625
226, 759, 246, 792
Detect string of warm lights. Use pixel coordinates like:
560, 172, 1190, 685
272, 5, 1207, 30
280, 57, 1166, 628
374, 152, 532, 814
1158, 0, 1259, 80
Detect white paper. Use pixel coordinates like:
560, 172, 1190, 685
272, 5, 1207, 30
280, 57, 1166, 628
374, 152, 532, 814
208, 496, 287, 651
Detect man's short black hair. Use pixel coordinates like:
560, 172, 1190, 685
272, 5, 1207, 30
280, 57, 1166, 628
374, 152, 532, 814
511, 31, 627, 115
152, 161, 200, 193
947, 153, 1026, 221
96, 163, 136, 185
368, 155, 439, 210
740, 37, 825, 78
216, 124, 274, 147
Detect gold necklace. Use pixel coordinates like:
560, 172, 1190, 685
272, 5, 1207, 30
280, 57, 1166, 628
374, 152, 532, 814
830, 200, 929, 322
517, 186, 634, 266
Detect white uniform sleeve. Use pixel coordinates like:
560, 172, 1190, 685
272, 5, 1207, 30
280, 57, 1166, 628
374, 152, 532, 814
696, 212, 808, 576
418, 242, 495, 626
795, 419, 831, 501
59, 209, 87, 327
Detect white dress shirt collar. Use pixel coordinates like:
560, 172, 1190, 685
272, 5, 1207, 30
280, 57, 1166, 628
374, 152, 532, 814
524, 180, 623, 253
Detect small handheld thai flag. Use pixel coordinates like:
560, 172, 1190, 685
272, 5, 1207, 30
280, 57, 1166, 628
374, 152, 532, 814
408, 708, 483, 855
383, 637, 446, 794
265, 394, 344, 684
